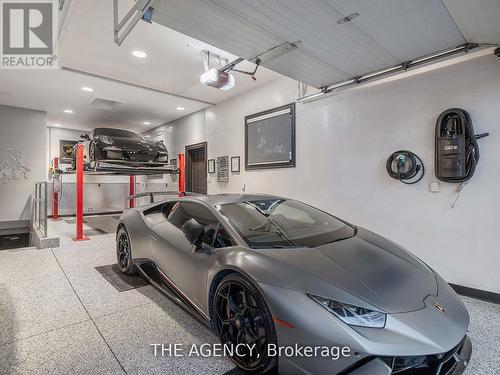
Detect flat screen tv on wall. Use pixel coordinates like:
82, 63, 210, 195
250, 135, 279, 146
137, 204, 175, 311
245, 103, 295, 170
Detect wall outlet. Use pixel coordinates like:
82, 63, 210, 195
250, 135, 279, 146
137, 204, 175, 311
430, 181, 439, 193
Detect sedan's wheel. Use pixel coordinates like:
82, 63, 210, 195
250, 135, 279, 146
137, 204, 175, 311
213, 274, 277, 373
86, 141, 95, 170
116, 227, 135, 274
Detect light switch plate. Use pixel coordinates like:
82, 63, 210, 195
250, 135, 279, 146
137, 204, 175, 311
430, 181, 439, 193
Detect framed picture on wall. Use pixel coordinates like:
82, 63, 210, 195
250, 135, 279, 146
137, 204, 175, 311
231, 156, 240, 172
245, 103, 296, 170
59, 140, 78, 164
208, 159, 215, 173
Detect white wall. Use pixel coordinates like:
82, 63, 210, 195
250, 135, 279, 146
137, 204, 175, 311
140, 109, 207, 192
163, 54, 500, 294
0, 105, 47, 222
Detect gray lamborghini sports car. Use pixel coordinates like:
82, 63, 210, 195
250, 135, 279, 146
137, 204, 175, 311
117, 194, 471, 375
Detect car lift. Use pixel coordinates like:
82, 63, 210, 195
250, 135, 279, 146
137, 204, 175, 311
52, 157, 60, 221
66, 144, 183, 241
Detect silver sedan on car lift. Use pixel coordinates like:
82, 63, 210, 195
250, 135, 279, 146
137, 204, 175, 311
116, 193, 471, 375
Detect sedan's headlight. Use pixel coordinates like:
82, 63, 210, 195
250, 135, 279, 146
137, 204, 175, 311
308, 294, 386, 328
156, 141, 167, 150
99, 136, 114, 145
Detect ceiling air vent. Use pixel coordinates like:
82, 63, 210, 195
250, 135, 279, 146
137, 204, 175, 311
87, 98, 123, 112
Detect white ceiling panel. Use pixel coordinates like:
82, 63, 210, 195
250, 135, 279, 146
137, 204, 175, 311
60, 0, 281, 106
443, 0, 500, 44
0, 69, 209, 132
330, 0, 466, 61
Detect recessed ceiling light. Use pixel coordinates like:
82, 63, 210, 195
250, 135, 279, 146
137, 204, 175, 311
132, 50, 147, 58
81, 86, 93, 92
143, 121, 151, 125
176, 106, 185, 111
64, 109, 74, 114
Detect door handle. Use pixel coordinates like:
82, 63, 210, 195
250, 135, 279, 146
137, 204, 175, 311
150, 234, 159, 243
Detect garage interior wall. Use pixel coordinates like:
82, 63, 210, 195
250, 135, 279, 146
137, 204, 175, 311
148, 54, 499, 294
0, 105, 47, 223
139, 109, 207, 193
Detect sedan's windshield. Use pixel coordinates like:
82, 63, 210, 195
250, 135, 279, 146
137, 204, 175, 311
94, 128, 141, 140
219, 199, 355, 248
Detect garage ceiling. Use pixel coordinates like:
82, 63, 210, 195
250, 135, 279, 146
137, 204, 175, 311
153, 0, 500, 89
0, 0, 281, 132
0, 69, 208, 132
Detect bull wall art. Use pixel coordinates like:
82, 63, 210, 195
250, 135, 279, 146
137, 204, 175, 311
0, 148, 30, 184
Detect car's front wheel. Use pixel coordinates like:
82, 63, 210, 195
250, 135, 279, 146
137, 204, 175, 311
116, 227, 135, 274
212, 273, 278, 373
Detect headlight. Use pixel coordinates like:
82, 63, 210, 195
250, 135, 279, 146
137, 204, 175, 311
156, 141, 167, 150
99, 136, 114, 145
308, 294, 386, 328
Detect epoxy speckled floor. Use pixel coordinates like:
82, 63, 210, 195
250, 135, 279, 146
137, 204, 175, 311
0, 216, 498, 374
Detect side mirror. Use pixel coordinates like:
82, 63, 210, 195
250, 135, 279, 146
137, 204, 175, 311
181, 219, 205, 247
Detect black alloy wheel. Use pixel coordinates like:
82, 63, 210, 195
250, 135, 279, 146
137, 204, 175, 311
116, 227, 135, 274
87, 141, 95, 170
89, 141, 95, 162
213, 274, 277, 373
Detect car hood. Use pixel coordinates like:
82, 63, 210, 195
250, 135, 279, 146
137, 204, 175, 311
258, 227, 437, 314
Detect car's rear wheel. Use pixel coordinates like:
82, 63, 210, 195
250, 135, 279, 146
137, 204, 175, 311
116, 227, 135, 274
212, 274, 277, 373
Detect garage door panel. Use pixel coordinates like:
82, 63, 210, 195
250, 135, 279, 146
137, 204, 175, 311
330, 0, 466, 61
153, 0, 498, 89
213, 0, 399, 76
155, 0, 283, 59
443, 0, 500, 44
154, 0, 395, 87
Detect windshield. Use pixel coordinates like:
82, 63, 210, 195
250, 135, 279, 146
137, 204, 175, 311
219, 199, 355, 248
94, 128, 141, 140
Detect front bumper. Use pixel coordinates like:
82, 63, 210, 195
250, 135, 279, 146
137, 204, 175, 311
259, 279, 470, 375
101, 146, 168, 165
345, 335, 471, 375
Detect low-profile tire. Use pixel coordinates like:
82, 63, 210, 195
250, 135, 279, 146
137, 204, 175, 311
85, 141, 95, 171
212, 273, 278, 374
116, 227, 136, 275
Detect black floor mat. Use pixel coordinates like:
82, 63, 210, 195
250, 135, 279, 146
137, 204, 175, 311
95, 264, 149, 292
84, 229, 107, 237
222, 367, 277, 375
64, 218, 87, 224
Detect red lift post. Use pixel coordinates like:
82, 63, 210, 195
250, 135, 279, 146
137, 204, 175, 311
73, 144, 89, 241
52, 157, 59, 221
129, 175, 135, 208
178, 153, 185, 196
